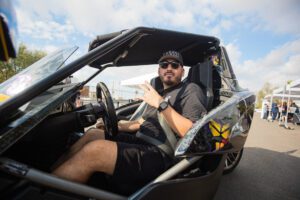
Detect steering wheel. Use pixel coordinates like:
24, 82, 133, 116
96, 82, 118, 136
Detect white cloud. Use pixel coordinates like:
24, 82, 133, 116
210, 0, 300, 35
256, 1, 300, 35
14, 0, 300, 95
16, 5, 75, 42
220, 19, 232, 30
23, 43, 59, 54
37, 45, 59, 54
225, 43, 242, 66
16, 0, 300, 44
231, 39, 300, 91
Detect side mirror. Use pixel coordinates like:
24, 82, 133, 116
0, 0, 18, 61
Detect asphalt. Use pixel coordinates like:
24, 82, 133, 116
214, 112, 300, 200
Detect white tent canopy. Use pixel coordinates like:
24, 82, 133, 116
264, 79, 300, 101
120, 72, 157, 89
264, 94, 300, 101
272, 79, 300, 97
120, 67, 190, 89
263, 79, 300, 127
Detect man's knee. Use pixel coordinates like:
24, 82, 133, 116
84, 128, 105, 141
85, 127, 103, 135
81, 140, 117, 159
80, 140, 117, 174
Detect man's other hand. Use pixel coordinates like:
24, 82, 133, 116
138, 81, 163, 109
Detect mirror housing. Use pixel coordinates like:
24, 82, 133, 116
0, 0, 18, 61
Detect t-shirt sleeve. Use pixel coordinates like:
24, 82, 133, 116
180, 83, 207, 122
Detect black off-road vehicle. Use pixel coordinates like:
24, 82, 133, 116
0, 27, 255, 200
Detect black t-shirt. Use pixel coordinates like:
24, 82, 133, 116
139, 81, 207, 143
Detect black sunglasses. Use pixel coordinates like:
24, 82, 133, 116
159, 61, 181, 69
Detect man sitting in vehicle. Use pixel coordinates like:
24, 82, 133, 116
53, 50, 207, 191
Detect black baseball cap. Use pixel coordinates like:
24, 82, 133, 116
158, 50, 183, 65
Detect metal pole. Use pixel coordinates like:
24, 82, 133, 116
268, 95, 273, 121
279, 85, 286, 126
285, 84, 291, 128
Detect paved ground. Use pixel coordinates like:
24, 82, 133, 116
214, 112, 300, 200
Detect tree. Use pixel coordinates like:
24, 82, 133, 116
256, 82, 276, 108
0, 44, 46, 83
287, 80, 293, 85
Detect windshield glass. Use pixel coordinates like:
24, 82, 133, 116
0, 46, 78, 105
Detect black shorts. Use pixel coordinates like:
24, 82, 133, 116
107, 133, 174, 193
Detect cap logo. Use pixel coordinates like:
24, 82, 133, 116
164, 51, 180, 57
158, 50, 183, 65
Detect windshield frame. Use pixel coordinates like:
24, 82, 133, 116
0, 46, 78, 119
0, 83, 81, 154
0, 27, 144, 120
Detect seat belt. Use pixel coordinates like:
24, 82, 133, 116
156, 81, 189, 151
157, 113, 178, 151
136, 131, 173, 156
129, 101, 147, 121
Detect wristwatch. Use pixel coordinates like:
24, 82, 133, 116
158, 100, 169, 112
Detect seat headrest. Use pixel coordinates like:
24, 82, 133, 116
187, 60, 213, 91
187, 60, 214, 110
150, 76, 164, 94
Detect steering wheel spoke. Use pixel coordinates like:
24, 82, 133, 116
96, 82, 118, 136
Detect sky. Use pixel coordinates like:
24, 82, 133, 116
14, 0, 300, 96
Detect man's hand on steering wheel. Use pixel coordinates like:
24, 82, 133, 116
95, 121, 105, 129
96, 120, 132, 132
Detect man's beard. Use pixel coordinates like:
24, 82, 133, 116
160, 74, 181, 87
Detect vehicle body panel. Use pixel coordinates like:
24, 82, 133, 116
176, 91, 255, 157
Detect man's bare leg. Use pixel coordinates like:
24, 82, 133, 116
52, 128, 105, 169
53, 139, 117, 183
69, 128, 105, 156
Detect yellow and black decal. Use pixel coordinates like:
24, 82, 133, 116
0, 93, 10, 102
209, 120, 230, 150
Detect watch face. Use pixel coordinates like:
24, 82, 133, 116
159, 101, 168, 111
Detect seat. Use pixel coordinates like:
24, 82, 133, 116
150, 76, 164, 93
187, 60, 221, 111
187, 60, 213, 111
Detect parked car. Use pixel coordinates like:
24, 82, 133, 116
0, 27, 255, 200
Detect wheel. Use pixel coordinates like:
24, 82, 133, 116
223, 148, 243, 175
96, 82, 118, 136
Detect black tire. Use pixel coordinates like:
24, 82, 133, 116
223, 148, 243, 175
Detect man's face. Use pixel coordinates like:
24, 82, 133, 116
158, 59, 184, 87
